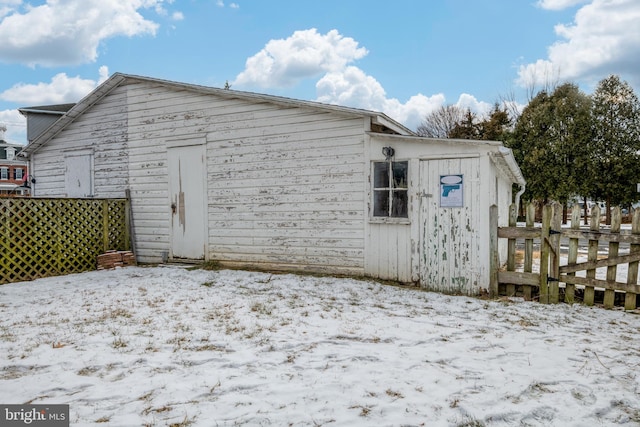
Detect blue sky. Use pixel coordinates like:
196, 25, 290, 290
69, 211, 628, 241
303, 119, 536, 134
1, 0, 639, 144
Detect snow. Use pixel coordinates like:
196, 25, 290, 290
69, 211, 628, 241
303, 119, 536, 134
1, 265, 640, 426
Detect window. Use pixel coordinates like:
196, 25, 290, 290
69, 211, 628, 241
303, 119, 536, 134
372, 161, 408, 218
14, 168, 23, 180
0, 167, 7, 180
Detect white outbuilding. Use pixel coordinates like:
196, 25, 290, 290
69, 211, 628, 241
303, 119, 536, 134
19, 73, 524, 295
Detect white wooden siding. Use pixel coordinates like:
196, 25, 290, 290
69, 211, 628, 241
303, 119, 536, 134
205, 105, 366, 274
120, 81, 368, 269
28, 77, 518, 287
29, 88, 129, 199
367, 136, 516, 291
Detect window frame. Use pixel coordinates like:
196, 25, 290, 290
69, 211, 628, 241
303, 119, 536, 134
0, 167, 8, 180
370, 159, 410, 223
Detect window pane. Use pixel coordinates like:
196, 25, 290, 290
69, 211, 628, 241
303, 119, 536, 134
391, 190, 408, 218
0, 168, 7, 180
373, 162, 389, 188
392, 161, 408, 188
373, 190, 389, 216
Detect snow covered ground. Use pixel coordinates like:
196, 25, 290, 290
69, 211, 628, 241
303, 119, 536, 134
1, 265, 639, 426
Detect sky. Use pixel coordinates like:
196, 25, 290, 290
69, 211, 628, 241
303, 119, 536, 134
1, 265, 639, 425
0, 0, 639, 145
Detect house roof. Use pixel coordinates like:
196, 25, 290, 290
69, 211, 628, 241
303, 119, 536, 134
19, 73, 415, 157
18, 104, 75, 115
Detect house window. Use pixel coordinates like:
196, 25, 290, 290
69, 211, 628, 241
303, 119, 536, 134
14, 168, 23, 180
372, 161, 408, 218
0, 167, 7, 180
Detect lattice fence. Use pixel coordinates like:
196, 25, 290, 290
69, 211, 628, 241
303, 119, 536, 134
1, 197, 130, 284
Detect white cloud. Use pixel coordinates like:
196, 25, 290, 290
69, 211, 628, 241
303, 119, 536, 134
0, 0, 20, 19
315, 66, 445, 131
519, 0, 640, 91
0, 108, 25, 144
233, 29, 368, 88
0, 66, 109, 105
229, 3, 239, 8
234, 28, 496, 131
0, 0, 168, 66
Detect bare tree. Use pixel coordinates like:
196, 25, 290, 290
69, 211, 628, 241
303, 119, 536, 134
415, 104, 465, 138
497, 89, 523, 125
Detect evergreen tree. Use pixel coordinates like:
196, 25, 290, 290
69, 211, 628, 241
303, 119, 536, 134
478, 103, 511, 141
509, 83, 592, 211
449, 109, 480, 139
590, 75, 640, 222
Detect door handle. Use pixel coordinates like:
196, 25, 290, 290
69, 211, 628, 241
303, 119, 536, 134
171, 202, 177, 214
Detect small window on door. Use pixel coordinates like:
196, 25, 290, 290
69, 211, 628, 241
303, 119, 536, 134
372, 161, 408, 218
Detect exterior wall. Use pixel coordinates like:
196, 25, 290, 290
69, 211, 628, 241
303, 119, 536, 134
29, 89, 129, 199
25, 113, 62, 144
123, 81, 368, 270
0, 144, 28, 194
26, 77, 519, 290
366, 135, 514, 293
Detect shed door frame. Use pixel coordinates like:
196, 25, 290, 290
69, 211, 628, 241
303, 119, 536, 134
167, 139, 208, 260
64, 149, 94, 198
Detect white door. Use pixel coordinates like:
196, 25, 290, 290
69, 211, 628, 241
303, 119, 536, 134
419, 157, 480, 293
65, 153, 93, 197
168, 143, 206, 260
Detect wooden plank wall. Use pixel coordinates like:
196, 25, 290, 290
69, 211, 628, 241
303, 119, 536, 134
31, 88, 129, 198
123, 82, 367, 270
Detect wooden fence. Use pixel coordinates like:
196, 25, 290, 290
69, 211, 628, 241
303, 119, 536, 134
490, 202, 640, 309
1, 197, 131, 285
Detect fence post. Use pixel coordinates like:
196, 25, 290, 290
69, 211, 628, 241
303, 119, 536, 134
584, 205, 601, 306
548, 202, 562, 303
604, 208, 621, 309
506, 203, 517, 297
125, 189, 135, 255
626, 208, 640, 310
565, 204, 580, 304
102, 199, 110, 252
489, 204, 499, 298
539, 204, 552, 303
523, 203, 535, 301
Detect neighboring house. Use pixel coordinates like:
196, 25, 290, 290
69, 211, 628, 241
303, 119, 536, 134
18, 73, 525, 295
0, 124, 29, 195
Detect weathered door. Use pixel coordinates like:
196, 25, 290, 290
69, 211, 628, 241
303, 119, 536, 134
64, 152, 93, 197
419, 157, 480, 293
168, 143, 206, 260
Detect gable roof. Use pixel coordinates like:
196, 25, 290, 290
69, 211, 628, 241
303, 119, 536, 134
19, 72, 415, 157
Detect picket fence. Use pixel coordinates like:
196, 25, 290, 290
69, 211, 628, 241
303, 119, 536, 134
1, 197, 131, 284
490, 202, 640, 309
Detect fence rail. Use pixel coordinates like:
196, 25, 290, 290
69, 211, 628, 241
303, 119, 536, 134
490, 202, 640, 309
1, 197, 131, 285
